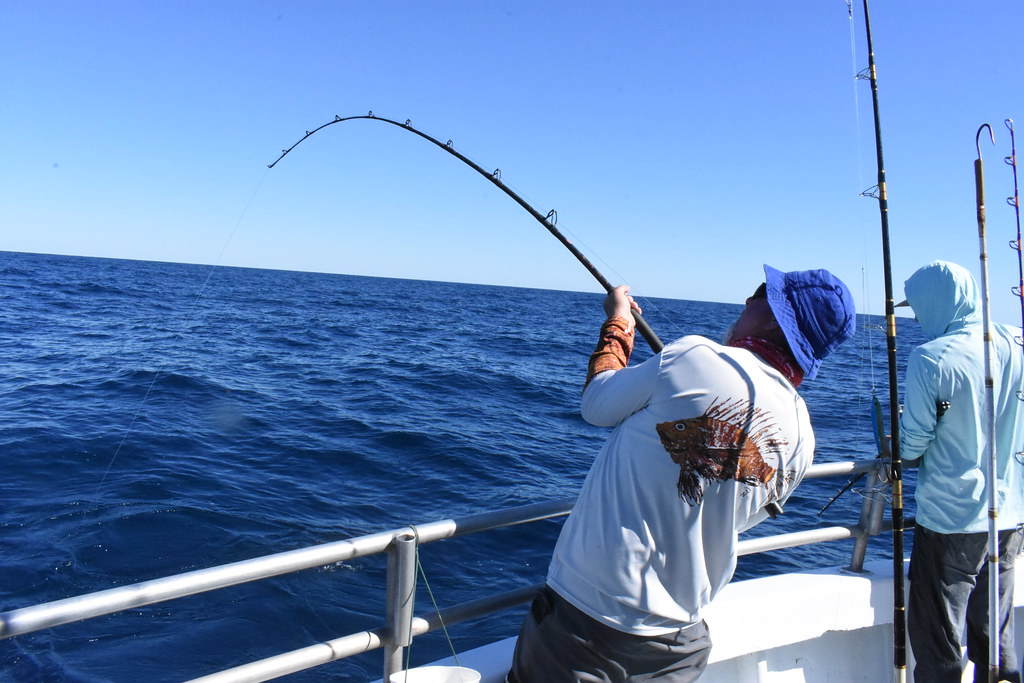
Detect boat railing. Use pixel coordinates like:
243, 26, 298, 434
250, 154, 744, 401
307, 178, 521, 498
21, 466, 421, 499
0, 458, 895, 682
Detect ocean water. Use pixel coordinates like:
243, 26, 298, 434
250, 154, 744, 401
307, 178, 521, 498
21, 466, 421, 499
0, 250, 924, 681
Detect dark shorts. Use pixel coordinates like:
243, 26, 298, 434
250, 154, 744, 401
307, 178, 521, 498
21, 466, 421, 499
507, 586, 712, 683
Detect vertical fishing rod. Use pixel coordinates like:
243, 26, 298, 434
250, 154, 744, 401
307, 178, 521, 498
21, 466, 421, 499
1008, 119, 1023, 333
858, 2, 906, 678
975, 123, 1001, 683
269, 114, 664, 353
1006, 117, 1023, 683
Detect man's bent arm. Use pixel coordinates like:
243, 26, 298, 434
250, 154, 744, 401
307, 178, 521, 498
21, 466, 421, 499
581, 316, 659, 427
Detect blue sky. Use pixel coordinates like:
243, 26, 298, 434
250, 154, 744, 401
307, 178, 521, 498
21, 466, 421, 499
3, 1, 1023, 323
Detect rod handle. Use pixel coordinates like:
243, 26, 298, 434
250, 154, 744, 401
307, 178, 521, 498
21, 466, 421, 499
632, 312, 663, 353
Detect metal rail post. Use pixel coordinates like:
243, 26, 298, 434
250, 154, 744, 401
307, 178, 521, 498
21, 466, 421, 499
383, 532, 417, 680
849, 461, 888, 572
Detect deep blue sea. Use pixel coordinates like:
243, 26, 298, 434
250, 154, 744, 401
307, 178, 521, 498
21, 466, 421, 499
0, 251, 925, 681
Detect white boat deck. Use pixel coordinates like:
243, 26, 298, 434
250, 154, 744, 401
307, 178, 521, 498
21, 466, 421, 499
417, 559, 1024, 683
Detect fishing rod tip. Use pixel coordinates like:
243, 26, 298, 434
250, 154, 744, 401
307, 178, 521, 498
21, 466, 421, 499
977, 123, 995, 157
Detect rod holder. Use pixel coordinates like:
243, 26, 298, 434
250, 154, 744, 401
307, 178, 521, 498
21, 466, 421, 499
383, 532, 417, 678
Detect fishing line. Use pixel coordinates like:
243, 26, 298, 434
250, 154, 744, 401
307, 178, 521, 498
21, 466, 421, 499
845, 0, 886, 408
859, 269, 879, 394
818, 2, 892, 521
95, 169, 272, 492
845, 0, 867, 194
435, 152, 676, 339
544, 216, 680, 345
489, 165, 714, 344
495, 176, 677, 336
818, 271, 886, 518
401, 526, 461, 675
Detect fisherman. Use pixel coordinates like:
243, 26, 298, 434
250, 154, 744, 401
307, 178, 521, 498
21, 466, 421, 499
507, 266, 857, 682
900, 260, 1024, 683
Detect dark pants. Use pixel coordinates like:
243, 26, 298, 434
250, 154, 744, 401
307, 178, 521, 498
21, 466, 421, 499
909, 525, 1024, 683
507, 586, 712, 683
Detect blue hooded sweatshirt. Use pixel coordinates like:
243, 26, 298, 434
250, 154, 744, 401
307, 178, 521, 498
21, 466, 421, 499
900, 260, 1024, 534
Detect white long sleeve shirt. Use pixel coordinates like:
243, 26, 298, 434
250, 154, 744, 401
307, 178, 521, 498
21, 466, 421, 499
547, 334, 815, 635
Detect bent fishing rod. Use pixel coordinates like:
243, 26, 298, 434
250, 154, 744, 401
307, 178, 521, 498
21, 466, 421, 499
859, 1, 907, 678
268, 113, 664, 353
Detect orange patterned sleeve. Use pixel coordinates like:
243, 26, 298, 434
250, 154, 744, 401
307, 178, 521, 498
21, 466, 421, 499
585, 316, 635, 388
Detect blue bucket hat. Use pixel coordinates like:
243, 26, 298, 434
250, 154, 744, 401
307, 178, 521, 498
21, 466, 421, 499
763, 265, 856, 380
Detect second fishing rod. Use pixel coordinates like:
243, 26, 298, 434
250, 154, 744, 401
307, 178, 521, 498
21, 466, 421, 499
858, 0, 907, 678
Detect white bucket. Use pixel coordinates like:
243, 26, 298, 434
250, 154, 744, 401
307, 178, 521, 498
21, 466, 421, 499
388, 666, 481, 683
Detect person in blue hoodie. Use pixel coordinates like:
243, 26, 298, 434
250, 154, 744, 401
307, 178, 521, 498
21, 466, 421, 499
901, 260, 1024, 683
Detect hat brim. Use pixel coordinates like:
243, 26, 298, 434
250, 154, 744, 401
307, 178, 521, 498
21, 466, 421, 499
764, 265, 821, 380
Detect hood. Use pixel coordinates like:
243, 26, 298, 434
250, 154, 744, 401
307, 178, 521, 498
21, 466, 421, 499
903, 261, 982, 340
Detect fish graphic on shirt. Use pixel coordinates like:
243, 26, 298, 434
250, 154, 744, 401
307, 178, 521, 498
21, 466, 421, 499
656, 398, 789, 505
